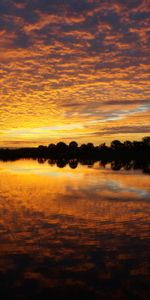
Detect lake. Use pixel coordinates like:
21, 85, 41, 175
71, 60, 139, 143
0, 159, 150, 299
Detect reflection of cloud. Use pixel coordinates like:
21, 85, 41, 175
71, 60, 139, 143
0, 157, 150, 298
0, 160, 150, 200
106, 179, 150, 199
0, 0, 149, 145
0, 159, 150, 254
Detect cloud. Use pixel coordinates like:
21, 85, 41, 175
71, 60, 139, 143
93, 125, 150, 136
0, 0, 149, 146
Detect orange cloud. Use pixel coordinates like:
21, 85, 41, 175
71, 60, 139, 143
0, 0, 149, 146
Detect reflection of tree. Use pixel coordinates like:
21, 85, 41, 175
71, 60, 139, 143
99, 161, 106, 168
35, 158, 150, 175
56, 159, 68, 168
143, 165, 150, 174
111, 161, 122, 171
69, 159, 78, 169
123, 161, 133, 170
38, 158, 46, 164
80, 159, 95, 167
48, 159, 56, 166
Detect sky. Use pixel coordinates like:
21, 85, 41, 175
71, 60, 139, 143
0, 0, 150, 147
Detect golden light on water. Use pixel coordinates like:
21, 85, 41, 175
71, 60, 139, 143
0, 159, 150, 236
0, 159, 150, 298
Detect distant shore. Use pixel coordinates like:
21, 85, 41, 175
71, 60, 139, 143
0, 137, 150, 165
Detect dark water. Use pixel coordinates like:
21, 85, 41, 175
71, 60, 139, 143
0, 160, 150, 299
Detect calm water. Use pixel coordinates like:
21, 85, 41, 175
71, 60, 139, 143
0, 159, 150, 300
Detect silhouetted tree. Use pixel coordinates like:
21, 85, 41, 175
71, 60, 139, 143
38, 145, 47, 151
68, 141, 78, 157
99, 143, 106, 150
111, 140, 123, 150
124, 140, 132, 150
38, 145, 48, 157
48, 143, 56, 150
87, 143, 94, 149
56, 142, 68, 155
142, 136, 150, 146
69, 141, 78, 148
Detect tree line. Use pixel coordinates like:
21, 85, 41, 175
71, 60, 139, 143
0, 137, 150, 163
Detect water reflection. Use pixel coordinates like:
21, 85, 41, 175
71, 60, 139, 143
0, 160, 150, 299
1, 156, 150, 174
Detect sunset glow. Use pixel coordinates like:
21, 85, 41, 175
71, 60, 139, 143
0, 0, 149, 147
